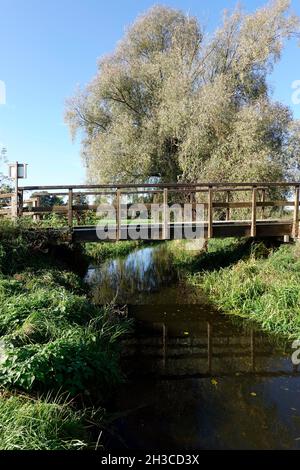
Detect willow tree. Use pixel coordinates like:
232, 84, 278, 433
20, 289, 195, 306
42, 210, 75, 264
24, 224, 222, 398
65, 0, 300, 184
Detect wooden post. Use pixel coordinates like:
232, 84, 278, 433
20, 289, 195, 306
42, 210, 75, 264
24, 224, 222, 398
116, 189, 121, 240
36, 195, 41, 221
68, 189, 73, 228
32, 196, 39, 221
251, 186, 257, 238
261, 189, 266, 219
190, 191, 196, 222
163, 188, 168, 239
11, 161, 18, 219
18, 189, 23, 217
226, 190, 230, 221
293, 185, 299, 239
208, 186, 213, 239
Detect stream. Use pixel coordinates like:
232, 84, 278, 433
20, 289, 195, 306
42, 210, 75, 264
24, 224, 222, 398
86, 243, 300, 450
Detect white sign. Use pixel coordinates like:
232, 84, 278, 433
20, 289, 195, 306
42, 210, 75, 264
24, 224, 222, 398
9, 163, 28, 179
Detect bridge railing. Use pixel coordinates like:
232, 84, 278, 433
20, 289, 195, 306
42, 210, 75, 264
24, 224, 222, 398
0, 182, 299, 238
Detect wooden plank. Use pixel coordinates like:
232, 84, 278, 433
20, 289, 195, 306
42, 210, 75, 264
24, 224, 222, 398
212, 201, 294, 209
22, 200, 294, 214
71, 220, 293, 242
251, 187, 257, 237
22, 206, 68, 213
19, 182, 300, 191
0, 193, 14, 199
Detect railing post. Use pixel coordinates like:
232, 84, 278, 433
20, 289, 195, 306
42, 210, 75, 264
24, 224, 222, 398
226, 190, 230, 221
35, 196, 41, 221
11, 161, 18, 219
293, 185, 299, 239
251, 186, 257, 237
68, 189, 73, 228
261, 189, 266, 219
190, 191, 196, 222
208, 186, 213, 239
163, 188, 168, 239
18, 189, 23, 217
116, 189, 121, 240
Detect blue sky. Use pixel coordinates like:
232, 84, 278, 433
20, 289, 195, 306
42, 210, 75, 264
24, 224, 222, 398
0, 0, 299, 186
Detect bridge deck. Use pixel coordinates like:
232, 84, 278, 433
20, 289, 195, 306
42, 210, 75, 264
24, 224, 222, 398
72, 219, 292, 242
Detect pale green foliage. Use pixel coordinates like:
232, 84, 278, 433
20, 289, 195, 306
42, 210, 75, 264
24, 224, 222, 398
65, 1, 300, 184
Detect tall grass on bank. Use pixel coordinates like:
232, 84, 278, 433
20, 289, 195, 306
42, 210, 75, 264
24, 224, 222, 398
0, 393, 90, 450
0, 221, 130, 449
186, 241, 300, 339
168, 238, 254, 272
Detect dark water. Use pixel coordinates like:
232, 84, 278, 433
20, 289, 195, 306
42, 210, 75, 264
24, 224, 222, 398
86, 244, 300, 450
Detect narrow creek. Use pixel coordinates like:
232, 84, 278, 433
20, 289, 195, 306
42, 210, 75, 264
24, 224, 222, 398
86, 243, 300, 450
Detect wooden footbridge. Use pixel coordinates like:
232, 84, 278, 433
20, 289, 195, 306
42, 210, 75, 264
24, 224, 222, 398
1, 182, 299, 242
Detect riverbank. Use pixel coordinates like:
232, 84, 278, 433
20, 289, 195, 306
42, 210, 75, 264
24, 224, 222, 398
0, 222, 131, 450
169, 238, 300, 339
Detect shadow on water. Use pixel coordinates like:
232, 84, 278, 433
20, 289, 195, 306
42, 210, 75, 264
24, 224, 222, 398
86, 244, 300, 450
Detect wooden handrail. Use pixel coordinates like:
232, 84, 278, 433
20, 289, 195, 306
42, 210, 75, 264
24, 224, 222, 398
18, 181, 300, 191
0, 181, 299, 240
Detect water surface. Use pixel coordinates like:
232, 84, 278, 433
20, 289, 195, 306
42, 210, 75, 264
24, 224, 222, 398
86, 244, 300, 450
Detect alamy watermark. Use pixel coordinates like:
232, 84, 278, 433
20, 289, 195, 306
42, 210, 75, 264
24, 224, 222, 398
0, 81, 6, 105
291, 339, 300, 365
95, 202, 205, 248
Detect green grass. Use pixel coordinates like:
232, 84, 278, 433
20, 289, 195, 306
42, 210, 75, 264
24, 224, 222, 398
172, 238, 300, 339
0, 393, 92, 450
84, 240, 142, 263
0, 221, 130, 449
168, 238, 255, 272
0, 272, 129, 395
